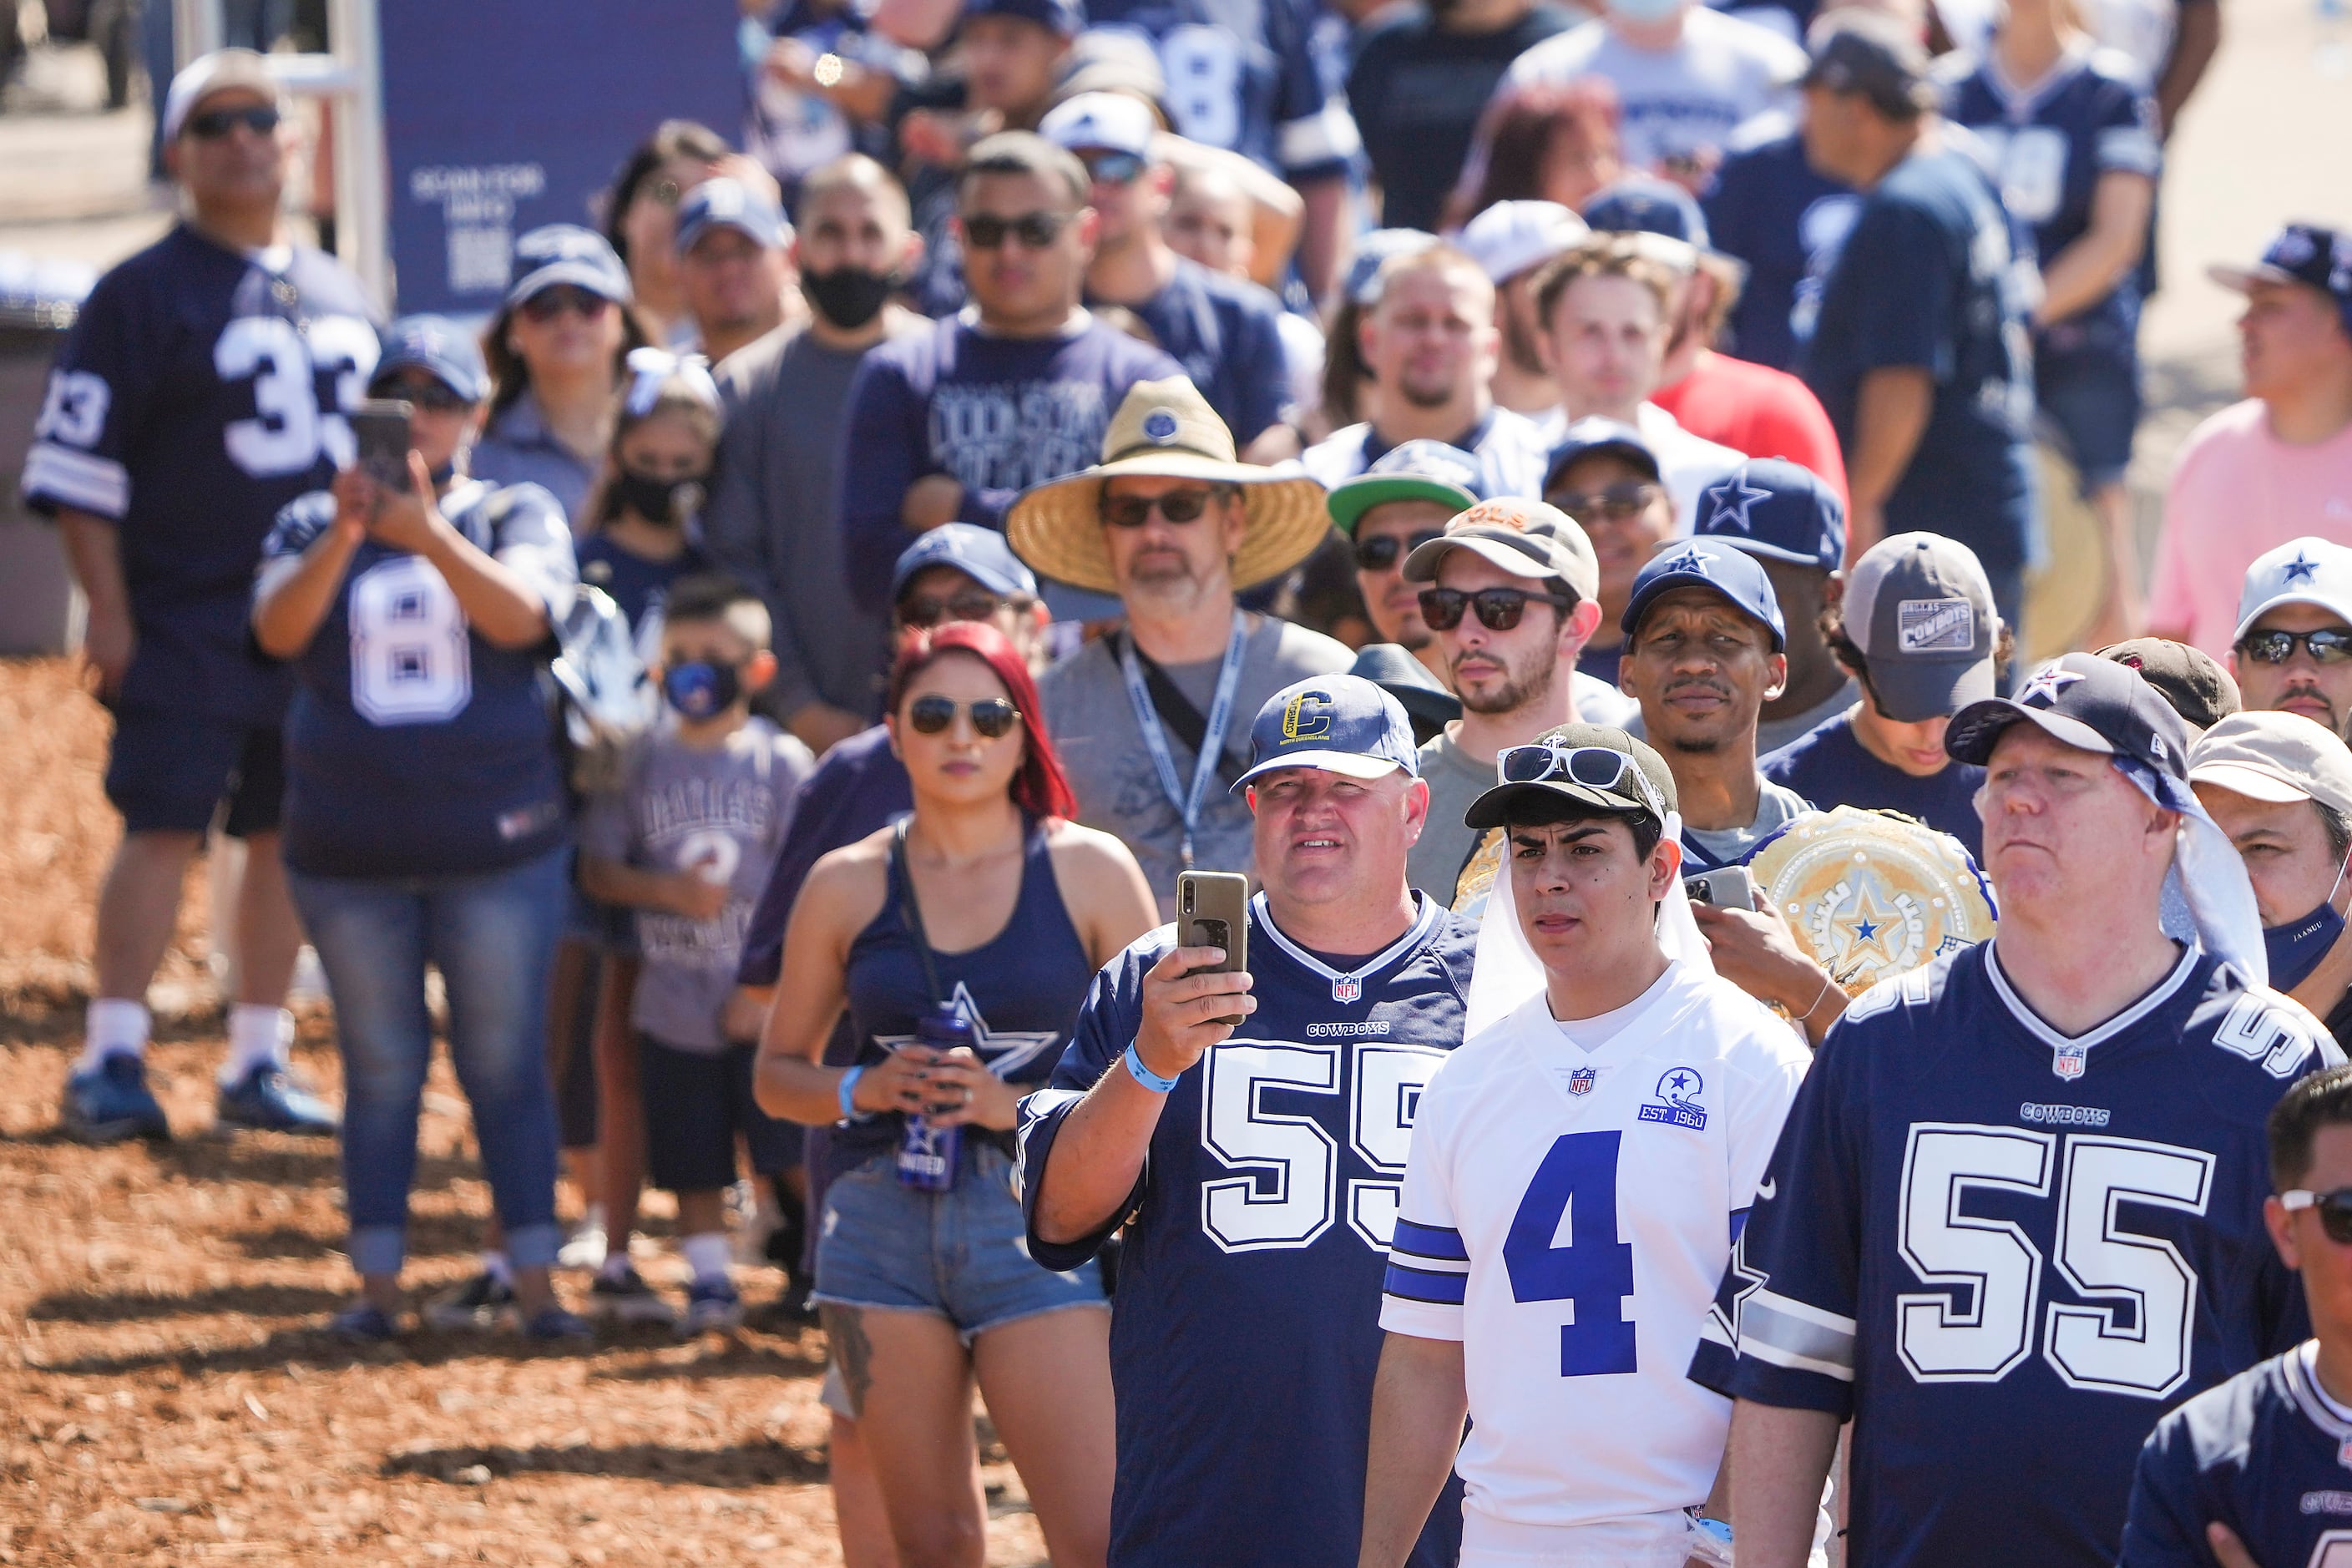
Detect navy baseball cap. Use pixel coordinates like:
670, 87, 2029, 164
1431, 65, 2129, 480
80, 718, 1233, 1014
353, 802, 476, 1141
1798, 10, 1938, 117
369, 314, 489, 405
1233, 674, 1419, 792
1583, 179, 1711, 252
1544, 417, 1662, 492
1694, 459, 1845, 572
892, 524, 1039, 603
2210, 224, 2352, 334
1348, 642, 1460, 741
1344, 228, 1440, 308
1947, 652, 2192, 778
966, 0, 1085, 37
1328, 440, 1485, 534
1622, 537, 1787, 650
506, 224, 632, 309
675, 176, 790, 256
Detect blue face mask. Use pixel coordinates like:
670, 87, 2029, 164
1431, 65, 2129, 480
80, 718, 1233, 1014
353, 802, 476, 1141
2268, 899, 2347, 992
661, 660, 741, 721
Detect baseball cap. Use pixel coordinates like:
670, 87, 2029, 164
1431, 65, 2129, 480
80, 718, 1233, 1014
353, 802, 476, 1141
1039, 91, 1157, 159
965, 0, 1086, 38
1798, 10, 1938, 118
2208, 224, 2352, 334
891, 523, 1039, 604
2096, 639, 2240, 731
2232, 536, 2352, 644
1462, 722, 1678, 832
675, 177, 790, 257
1056, 32, 1169, 106
369, 315, 490, 406
1403, 499, 1601, 606
161, 48, 281, 142
1544, 417, 1663, 492
1328, 441, 1485, 534
1621, 537, 1787, 650
1945, 652, 2192, 776
1581, 178, 1717, 275
1841, 533, 1997, 722
2188, 710, 2352, 817
1348, 642, 1461, 741
505, 224, 633, 310
1232, 674, 1419, 792
1693, 459, 1845, 572
1458, 200, 1587, 286
1344, 229, 1441, 308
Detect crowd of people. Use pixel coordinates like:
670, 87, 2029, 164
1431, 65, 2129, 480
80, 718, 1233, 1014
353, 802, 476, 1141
18, 0, 2352, 1557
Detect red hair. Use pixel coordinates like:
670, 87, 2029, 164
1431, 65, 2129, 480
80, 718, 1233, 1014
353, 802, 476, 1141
886, 621, 1077, 822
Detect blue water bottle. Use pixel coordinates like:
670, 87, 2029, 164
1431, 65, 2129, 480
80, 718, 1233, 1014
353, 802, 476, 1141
897, 1003, 969, 1191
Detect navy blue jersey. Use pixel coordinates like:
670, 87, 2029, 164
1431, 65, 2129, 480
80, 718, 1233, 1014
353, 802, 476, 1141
1801, 146, 2036, 570
1017, 893, 1474, 1568
1114, 257, 1292, 444
1081, 0, 1358, 181
1702, 118, 1859, 373
574, 534, 714, 634
1942, 44, 2160, 360
257, 480, 575, 879
1761, 709, 1988, 862
25, 225, 380, 722
2122, 1342, 2352, 1568
1693, 942, 2334, 1567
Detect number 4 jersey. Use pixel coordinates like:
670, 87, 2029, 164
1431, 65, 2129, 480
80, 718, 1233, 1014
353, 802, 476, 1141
1016, 893, 1474, 1568
25, 225, 380, 722
1693, 941, 2342, 1566
1380, 962, 1808, 1551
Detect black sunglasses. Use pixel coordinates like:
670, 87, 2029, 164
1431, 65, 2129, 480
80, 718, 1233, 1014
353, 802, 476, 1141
518, 286, 613, 323
2237, 628, 2352, 666
1418, 585, 1574, 632
371, 377, 472, 412
907, 695, 1022, 739
962, 211, 1070, 250
185, 104, 281, 139
1548, 482, 1662, 526
1081, 150, 1147, 185
2284, 1186, 2352, 1245
1102, 488, 1222, 529
1353, 529, 1444, 574
899, 589, 1008, 630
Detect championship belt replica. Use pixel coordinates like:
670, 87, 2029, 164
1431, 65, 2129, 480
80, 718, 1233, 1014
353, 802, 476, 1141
1748, 806, 1997, 997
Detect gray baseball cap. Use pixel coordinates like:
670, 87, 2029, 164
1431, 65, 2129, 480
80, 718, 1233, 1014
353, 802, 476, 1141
1843, 533, 1998, 723
1402, 499, 1601, 606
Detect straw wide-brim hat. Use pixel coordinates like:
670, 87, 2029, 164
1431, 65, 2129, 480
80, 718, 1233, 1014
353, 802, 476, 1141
1005, 377, 1331, 596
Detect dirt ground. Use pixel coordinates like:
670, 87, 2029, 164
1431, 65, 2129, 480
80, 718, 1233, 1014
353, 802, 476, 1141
0, 658, 1048, 1565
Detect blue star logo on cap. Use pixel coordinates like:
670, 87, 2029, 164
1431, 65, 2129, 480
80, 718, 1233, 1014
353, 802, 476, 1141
2284, 549, 2322, 584
1702, 475, 1774, 535
1654, 544, 1712, 577
1142, 408, 1180, 443
2017, 665, 2085, 709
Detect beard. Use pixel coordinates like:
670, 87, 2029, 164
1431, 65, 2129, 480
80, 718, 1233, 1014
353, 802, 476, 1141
1454, 645, 1555, 716
1503, 312, 1547, 377
1397, 367, 1458, 410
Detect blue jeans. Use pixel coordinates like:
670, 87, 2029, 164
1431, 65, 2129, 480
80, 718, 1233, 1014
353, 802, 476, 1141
291, 847, 569, 1277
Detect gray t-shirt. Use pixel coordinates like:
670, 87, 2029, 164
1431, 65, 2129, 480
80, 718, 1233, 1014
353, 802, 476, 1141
1039, 613, 1352, 916
1409, 730, 1498, 907
1755, 676, 1859, 756
581, 717, 817, 1052
1681, 777, 1812, 871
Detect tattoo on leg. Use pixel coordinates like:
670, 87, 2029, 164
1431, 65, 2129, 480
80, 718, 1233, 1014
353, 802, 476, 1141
823, 1303, 873, 1419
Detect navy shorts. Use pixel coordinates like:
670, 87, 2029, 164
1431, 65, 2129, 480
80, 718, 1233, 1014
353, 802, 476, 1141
104, 706, 284, 837
2036, 348, 2141, 492
638, 1035, 804, 1194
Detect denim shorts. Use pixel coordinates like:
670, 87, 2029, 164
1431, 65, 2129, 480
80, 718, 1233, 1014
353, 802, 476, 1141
2036, 347, 2142, 492
813, 1143, 1105, 1342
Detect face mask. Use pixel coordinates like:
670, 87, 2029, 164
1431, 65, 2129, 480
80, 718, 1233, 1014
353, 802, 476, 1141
614, 468, 703, 525
662, 660, 741, 721
2267, 848, 2352, 990
801, 265, 898, 330
1609, 0, 1684, 23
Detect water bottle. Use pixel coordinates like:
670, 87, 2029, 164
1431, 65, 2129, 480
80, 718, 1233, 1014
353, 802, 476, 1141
896, 1003, 969, 1191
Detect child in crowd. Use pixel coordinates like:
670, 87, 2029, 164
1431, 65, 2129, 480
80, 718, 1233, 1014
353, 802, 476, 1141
581, 577, 815, 1328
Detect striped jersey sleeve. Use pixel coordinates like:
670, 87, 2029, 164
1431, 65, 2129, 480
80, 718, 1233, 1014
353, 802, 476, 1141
1379, 1086, 1469, 1338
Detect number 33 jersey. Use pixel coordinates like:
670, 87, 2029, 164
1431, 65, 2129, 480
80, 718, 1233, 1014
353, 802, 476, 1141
1693, 941, 2343, 1567
1379, 962, 1808, 1543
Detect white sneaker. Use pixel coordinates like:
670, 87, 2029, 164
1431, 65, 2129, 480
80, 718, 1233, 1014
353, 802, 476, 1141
558, 1208, 608, 1272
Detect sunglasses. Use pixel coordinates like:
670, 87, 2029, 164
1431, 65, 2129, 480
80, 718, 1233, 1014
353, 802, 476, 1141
1418, 585, 1574, 632
1549, 482, 1662, 526
518, 286, 614, 323
2237, 628, 2352, 665
2283, 1186, 2352, 1245
962, 210, 1070, 250
371, 377, 472, 412
1081, 150, 1147, 185
899, 589, 1009, 629
1497, 743, 1667, 817
185, 104, 281, 139
906, 695, 1023, 739
1102, 488, 1222, 529
1354, 529, 1444, 574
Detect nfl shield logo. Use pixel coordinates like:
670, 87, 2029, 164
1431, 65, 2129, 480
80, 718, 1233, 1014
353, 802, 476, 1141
1333, 977, 1362, 1003
2053, 1044, 2088, 1081
1569, 1068, 1597, 1096
2339, 1434, 2352, 1469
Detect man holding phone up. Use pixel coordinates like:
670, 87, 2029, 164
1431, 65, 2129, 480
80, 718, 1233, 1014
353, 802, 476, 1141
1018, 674, 1478, 1568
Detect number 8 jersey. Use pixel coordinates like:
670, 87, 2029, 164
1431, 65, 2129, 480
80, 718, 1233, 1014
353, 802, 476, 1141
1693, 942, 2343, 1567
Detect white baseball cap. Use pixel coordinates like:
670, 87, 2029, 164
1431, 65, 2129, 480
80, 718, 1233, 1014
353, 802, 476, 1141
1456, 200, 1587, 286
2233, 536, 2352, 644
161, 48, 283, 143
2188, 710, 2352, 817
1039, 92, 1157, 161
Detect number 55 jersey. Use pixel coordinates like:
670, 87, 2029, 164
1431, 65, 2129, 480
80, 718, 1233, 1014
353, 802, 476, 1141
1692, 942, 2342, 1567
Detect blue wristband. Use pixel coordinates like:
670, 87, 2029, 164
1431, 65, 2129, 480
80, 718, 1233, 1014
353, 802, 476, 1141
1123, 1041, 1180, 1094
837, 1064, 871, 1122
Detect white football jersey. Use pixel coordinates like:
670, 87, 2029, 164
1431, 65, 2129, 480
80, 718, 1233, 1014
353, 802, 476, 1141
1381, 960, 1809, 1542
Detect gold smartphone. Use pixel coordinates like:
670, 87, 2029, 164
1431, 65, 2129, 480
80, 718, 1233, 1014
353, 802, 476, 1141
1176, 870, 1250, 1028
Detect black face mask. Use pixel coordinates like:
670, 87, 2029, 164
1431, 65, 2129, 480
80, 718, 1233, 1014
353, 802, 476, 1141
613, 468, 703, 525
802, 265, 898, 330
662, 660, 742, 720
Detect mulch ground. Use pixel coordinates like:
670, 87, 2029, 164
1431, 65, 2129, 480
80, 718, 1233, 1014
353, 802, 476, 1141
0, 657, 1046, 1566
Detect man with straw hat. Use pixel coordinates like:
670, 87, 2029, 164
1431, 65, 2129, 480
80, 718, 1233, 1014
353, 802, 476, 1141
1009, 376, 1347, 913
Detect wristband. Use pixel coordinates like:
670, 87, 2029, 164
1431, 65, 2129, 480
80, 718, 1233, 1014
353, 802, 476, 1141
1123, 1041, 1180, 1094
837, 1064, 872, 1122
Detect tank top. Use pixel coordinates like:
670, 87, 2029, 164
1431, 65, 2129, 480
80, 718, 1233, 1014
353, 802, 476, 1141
832, 816, 1096, 1181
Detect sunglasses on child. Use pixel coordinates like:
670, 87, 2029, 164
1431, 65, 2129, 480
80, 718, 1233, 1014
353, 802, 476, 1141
962, 211, 1070, 250
1417, 585, 1574, 632
2237, 628, 2352, 666
1353, 530, 1443, 573
185, 104, 281, 139
906, 695, 1023, 738
2284, 1186, 2352, 1245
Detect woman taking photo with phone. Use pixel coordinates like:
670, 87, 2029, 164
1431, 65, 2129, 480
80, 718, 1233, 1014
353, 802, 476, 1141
756, 620, 1153, 1568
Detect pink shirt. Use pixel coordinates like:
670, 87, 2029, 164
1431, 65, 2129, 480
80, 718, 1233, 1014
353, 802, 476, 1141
2147, 399, 2352, 655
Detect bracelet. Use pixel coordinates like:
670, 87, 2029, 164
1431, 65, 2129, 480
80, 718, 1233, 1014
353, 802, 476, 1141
1800, 968, 1836, 1024
837, 1064, 872, 1122
1123, 1041, 1180, 1094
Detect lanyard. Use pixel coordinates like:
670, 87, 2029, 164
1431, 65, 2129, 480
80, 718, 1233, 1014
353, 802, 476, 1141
1120, 609, 1247, 870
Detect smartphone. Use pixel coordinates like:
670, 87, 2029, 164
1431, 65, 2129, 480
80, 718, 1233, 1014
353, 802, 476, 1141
1682, 866, 1758, 910
350, 398, 415, 493
1176, 870, 1250, 1028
